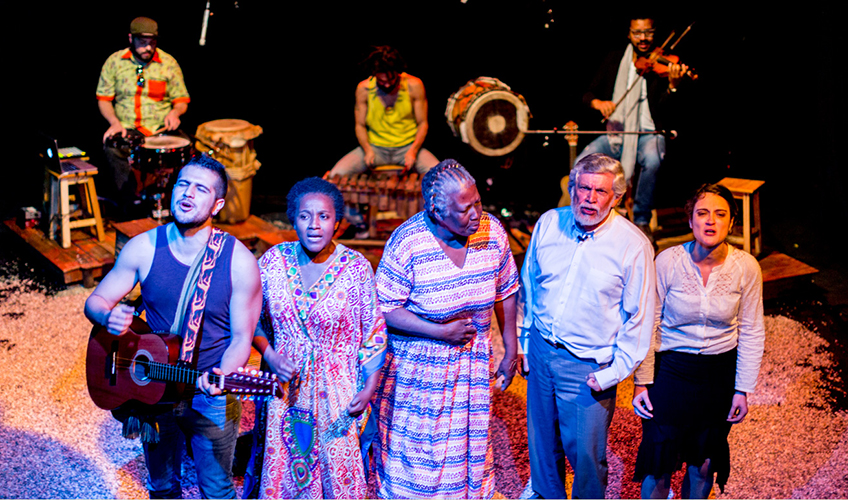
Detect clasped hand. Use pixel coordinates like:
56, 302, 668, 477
440, 317, 477, 345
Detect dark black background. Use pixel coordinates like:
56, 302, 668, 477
8, 1, 847, 303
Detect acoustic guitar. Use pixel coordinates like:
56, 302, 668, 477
86, 317, 282, 410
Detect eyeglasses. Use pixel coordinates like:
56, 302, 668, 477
630, 29, 656, 38
136, 66, 145, 87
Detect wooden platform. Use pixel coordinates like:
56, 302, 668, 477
3, 210, 818, 288
3, 219, 115, 287
2, 215, 298, 288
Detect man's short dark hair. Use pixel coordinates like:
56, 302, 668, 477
183, 154, 228, 200
361, 45, 407, 76
627, 10, 656, 24
286, 177, 345, 224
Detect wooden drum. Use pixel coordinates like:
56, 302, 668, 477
194, 119, 263, 223
445, 76, 531, 156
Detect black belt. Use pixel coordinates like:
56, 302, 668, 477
539, 335, 611, 368
542, 335, 569, 351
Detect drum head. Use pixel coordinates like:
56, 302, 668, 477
142, 135, 191, 150
202, 119, 252, 132
464, 90, 528, 156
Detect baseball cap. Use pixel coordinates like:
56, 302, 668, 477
130, 17, 158, 37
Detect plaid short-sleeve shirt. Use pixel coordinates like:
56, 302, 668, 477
96, 48, 190, 136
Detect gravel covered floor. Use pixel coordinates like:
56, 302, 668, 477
1, 265, 846, 498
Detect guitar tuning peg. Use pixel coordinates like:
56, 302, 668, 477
258, 370, 264, 377
271, 373, 277, 380
250, 369, 258, 376
237, 367, 244, 373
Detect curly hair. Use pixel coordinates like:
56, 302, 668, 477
421, 159, 476, 218
684, 183, 739, 224
183, 154, 228, 199
286, 177, 345, 224
361, 45, 407, 76
568, 153, 627, 201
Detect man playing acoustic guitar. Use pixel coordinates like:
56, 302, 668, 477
84, 154, 261, 499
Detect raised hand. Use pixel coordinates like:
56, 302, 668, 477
264, 348, 296, 382
106, 304, 135, 335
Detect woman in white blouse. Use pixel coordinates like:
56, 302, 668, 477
631, 183, 764, 499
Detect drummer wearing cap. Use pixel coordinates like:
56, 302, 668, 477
96, 16, 190, 211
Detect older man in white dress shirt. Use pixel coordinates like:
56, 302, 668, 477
517, 153, 657, 499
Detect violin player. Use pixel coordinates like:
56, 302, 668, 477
575, 13, 689, 249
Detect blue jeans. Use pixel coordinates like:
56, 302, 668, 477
575, 133, 666, 225
527, 330, 617, 500
143, 393, 242, 499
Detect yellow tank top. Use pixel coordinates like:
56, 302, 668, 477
366, 73, 417, 147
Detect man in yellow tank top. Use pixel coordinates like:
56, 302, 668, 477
330, 46, 439, 177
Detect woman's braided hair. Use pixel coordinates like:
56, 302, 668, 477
421, 159, 476, 218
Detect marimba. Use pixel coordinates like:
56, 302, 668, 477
324, 166, 423, 239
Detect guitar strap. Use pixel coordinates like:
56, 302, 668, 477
115, 226, 229, 443
171, 226, 228, 364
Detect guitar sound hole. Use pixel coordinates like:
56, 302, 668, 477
130, 350, 154, 386
134, 357, 150, 380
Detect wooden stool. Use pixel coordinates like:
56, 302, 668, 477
45, 159, 105, 248
717, 177, 764, 256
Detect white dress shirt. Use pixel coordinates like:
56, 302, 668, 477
634, 242, 765, 393
517, 207, 657, 390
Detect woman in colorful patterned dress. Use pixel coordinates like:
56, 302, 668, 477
248, 177, 387, 499
373, 159, 520, 499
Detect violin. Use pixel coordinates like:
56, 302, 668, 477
635, 48, 698, 81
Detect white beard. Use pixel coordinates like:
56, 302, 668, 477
573, 204, 611, 229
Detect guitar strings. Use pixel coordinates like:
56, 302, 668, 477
107, 355, 275, 393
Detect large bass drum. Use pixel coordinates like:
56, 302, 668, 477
445, 77, 531, 156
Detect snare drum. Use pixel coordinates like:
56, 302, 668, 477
445, 77, 531, 156
107, 130, 193, 198
137, 134, 193, 172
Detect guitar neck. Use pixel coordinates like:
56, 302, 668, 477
146, 360, 208, 386
143, 360, 280, 399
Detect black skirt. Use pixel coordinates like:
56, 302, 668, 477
633, 348, 737, 490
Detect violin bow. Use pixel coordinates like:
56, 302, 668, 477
669, 22, 695, 51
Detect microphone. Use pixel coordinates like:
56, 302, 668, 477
199, 1, 211, 46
